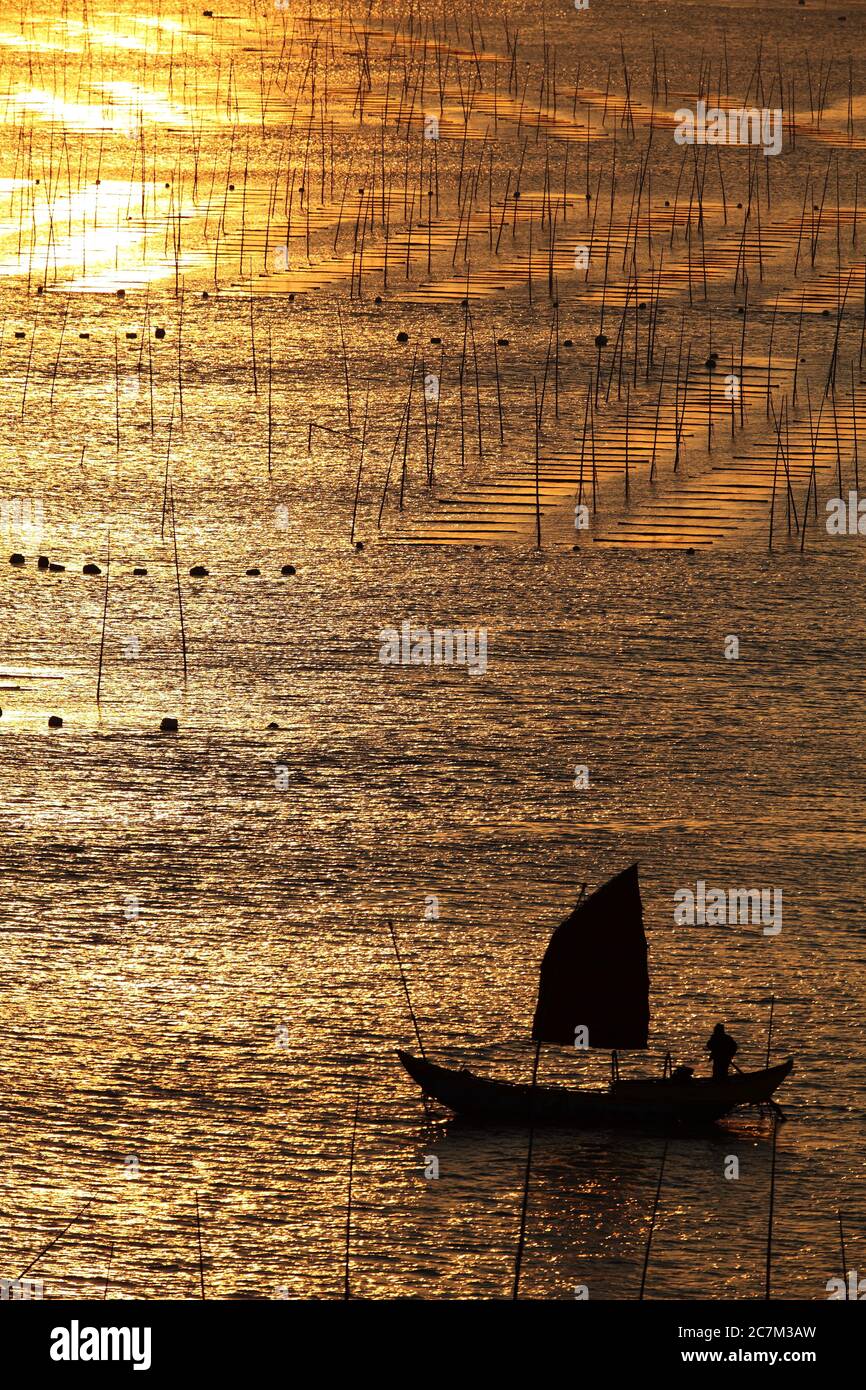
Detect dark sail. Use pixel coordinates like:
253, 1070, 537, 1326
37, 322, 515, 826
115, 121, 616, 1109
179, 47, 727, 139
531, 863, 650, 1049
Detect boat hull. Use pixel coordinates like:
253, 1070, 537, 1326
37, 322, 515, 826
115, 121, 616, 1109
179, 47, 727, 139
397, 1051, 794, 1128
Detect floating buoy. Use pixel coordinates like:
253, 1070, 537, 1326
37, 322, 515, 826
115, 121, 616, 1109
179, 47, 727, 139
374, 295, 383, 304
189, 565, 208, 577
497, 337, 509, 346
9, 553, 25, 566
37, 556, 49, 570
246, 567, 261, 576
595, 333, 608, 347
202, 291, 209, 299
396, 331, 409, 342
563, 338, 574, 348
79, 332, 89, 339
705, 357, 717, 370
48, 715, 63, 728
49, 563, 65, 572
160, 717, 179, 733
14, 330, 25, 339
572, 544, 580, 551
116, 289, 125, 299
430, 336, 441, 344
83, 562, 101, 575
154, 326, 165, 339
126, 331, 136, 339
355, 541, 364, 551
267, 721, 280, 730
281, 564, 296, 576
686, 547, 696, 555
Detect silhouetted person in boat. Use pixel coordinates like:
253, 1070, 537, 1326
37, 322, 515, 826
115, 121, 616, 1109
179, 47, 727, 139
706, 1023, 738, 1081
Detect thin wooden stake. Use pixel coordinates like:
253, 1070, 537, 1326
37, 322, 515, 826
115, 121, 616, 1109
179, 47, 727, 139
512, 1039, 541, 1300
388, 919, 425, 1058
103, 1242, 114, 1300
350, 389, 369, 544
838, 1212, 848, 1299
765, 993, 776, 1066
96, 531, 111, 704
169, 483, 188, 682
344, 1089, 361, 1300
533, 377, 542, 549
17, 1196, 97, 1279
638, 1140, 668, 1300
765, 1113, 779, 1300
195, 1193, 206, 1300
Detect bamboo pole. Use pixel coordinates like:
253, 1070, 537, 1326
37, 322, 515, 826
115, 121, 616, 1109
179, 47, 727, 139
387, 919, 425, 1058
765, 1113, 778, 1300
195, 1193, 206, 1299
768, 414, 781, 553
512, 1039, 541, 1300
350, 389, 369, 544
344, 1089, 361, 1300
838, 1212, 848, 1299
533, 377, 542, 549
638, 1140, 668, 1300
103, 1242, 114, 1300
765, 994, 776, 1067
337, 303, 352, 433
96, 532, 111, 704
17, 1196, 97, 1279
169, 483, 188, 682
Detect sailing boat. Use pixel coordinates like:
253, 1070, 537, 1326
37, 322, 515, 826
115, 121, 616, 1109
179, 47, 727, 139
398, 864, 793, 1128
